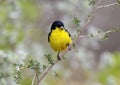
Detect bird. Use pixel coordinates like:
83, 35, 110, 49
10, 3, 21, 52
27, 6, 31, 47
48, 21, 72, 60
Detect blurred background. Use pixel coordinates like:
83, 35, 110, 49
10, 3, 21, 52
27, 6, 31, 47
0, 0, 120, 85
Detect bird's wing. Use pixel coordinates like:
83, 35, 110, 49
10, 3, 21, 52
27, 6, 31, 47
48, 31, 51, 42
65, 29, 71, 37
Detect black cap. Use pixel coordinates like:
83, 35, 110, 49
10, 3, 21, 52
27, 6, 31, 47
51, 21, 64, 31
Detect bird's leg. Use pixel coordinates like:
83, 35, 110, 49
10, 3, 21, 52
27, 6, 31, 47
66, 43, 71, 50
57, 52, 61, 60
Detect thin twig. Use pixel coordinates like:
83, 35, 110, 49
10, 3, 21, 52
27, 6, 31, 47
32, 73, 36, 85
98, 3, 118, 8
36, 73, 39, 82
75, 0, 102, 42
36, 73, 40, 85
38, 60, 58, 83
79, 28, 119, 38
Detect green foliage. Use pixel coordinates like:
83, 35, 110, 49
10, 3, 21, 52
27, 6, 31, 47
0, 0, 38, 50
100, 28, 120, 41
21, 77, 32, 85
13, 59, 49, 84
0, 0, 39, 84
42, 64, 47, 71
88, 0, 96, 5
0, 72, 10, 79
117, 0, 120, 6
28, 59, 41, 74
13, 64, 23, 83
73, 17, 81, 27
14, 71, 22, 83
54, 71, 61, 80
73, 17, 81, 34
87, 28, 120, 41
17, 0, 39, 21
98, 52, 120, 85
45, 54, 54, 65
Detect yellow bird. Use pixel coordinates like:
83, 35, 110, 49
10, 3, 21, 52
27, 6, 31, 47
48, 21, 72, 60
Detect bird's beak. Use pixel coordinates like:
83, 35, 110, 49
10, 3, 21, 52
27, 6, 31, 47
60, 26, 64, 30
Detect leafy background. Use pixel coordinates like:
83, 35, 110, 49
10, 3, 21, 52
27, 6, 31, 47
0, 0, 120, 85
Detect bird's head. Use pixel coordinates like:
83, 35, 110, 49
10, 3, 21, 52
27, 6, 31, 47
51, 21, 65, 31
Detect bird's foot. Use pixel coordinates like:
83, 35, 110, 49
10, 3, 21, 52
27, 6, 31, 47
57, 52, 61, 60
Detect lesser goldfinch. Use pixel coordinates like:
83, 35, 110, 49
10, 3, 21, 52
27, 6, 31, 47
48, 21, 72, 60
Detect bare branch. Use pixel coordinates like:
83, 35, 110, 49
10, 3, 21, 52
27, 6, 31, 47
79, 28, 120, 39
75, 0, 102, 42
38, 60, 58, 83
32, 73, 36, 85
98, 3, 118, 9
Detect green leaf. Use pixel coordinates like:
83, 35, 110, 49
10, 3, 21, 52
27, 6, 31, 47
44, 54, 54, 65
88, 0, 96, 5
73, 17, 81, 27
101, 35, 108, 40
28, 59, 41, 74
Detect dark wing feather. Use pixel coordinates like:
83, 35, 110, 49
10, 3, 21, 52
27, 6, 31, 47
65, 29, 71, 37
48, 31, 51, 42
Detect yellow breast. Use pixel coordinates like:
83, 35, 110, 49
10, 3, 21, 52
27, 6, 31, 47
49, 28, 72, 51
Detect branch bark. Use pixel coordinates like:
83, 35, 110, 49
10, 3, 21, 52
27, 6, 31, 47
98, 3, 118, 9
32, 73, 36, 85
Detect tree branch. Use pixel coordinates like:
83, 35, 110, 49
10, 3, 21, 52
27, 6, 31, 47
75, 0, 102, 42
98, 3, 118, 9
38, 60, 58, 83
32, 73, 36, 85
